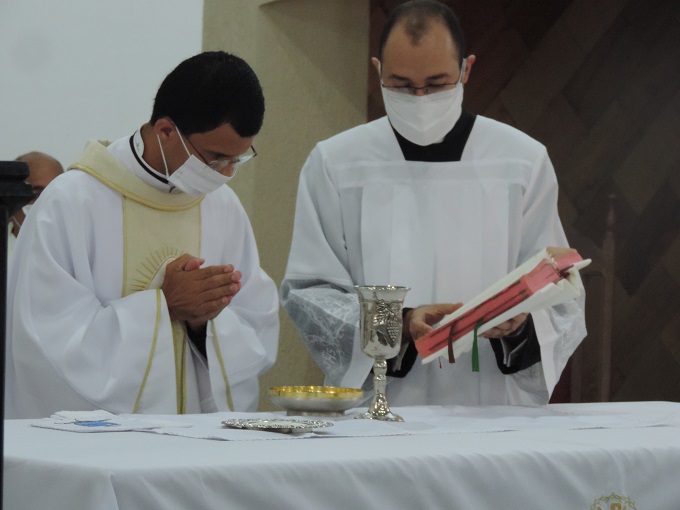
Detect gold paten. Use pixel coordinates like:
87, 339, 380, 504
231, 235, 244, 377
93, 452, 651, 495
269, 386, 364, 416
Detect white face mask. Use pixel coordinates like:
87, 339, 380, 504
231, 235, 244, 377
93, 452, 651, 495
156, 132, 232, 196
10, 203, 32, 230
380, 59, 466, 146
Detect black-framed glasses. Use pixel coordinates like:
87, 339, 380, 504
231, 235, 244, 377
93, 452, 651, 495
381, 82, 459, 96
379, 58, 466, 96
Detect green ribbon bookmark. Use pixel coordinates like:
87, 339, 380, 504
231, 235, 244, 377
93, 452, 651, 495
472, 319, 483, 372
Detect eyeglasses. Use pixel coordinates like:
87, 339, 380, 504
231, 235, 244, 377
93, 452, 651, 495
381, 82, 460, 96
183, 134, 257, 172
379, 58, 467, 96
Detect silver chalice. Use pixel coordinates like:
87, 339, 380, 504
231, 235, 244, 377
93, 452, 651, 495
355, 285, 410, 422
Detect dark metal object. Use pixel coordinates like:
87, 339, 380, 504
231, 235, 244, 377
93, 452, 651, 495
0, 161, 33, 508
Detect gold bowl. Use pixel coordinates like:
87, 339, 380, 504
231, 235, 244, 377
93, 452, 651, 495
269, 386, 365, 416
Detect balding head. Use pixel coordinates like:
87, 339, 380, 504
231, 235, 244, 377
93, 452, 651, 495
15, 151, 64, 200
9, 151, 64, 233
378, 0, 466, 66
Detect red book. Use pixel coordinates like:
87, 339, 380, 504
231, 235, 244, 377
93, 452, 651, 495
415, 247, 588, 363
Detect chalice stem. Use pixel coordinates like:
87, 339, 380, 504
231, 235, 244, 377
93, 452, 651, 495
364, 358, 403, 421
370, 359, 389, 411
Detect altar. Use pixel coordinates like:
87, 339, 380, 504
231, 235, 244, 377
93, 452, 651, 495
4, 401, 680, 510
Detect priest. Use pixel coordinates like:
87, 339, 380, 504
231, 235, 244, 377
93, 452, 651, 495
281, 1, 586, 406
5, 51, 279, 418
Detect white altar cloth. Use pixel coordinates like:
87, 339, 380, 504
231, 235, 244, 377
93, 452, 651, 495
4, 402, 680, 509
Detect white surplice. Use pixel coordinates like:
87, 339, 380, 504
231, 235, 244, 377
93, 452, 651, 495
281, 115, 586, 406
5, 135, 279, 419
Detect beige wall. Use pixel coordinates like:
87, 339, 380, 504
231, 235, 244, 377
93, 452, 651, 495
203, 0, 370, 409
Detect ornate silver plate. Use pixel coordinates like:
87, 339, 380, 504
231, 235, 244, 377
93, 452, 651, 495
221, 418, 334, 434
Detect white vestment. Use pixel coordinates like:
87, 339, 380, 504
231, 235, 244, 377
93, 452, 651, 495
281, 115, 586, 406
5, 135, 279, 419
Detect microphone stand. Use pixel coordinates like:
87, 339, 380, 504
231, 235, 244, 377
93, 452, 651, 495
0, 161, 33, 510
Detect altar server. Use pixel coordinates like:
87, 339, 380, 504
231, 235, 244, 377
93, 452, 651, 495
6, 51, 279, 418
281, 1, 585, 406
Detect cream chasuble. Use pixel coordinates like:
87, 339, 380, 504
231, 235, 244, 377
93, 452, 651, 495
70, 142, 205, 413
5, 136, 278, 419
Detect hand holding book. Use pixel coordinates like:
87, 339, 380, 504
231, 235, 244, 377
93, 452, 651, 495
404, 303, 463, 342
414, 247, 590, 365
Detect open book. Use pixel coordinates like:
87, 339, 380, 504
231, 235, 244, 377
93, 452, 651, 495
414, 247, 591, 365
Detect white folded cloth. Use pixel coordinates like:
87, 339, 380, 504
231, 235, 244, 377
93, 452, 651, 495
32, 410, 191, 433
51, 410, 117, 423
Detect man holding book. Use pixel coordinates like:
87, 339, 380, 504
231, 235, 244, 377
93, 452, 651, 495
281, 0, 586, 406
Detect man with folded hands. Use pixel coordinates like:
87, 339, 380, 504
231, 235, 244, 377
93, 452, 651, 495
6, 51, 279, 418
